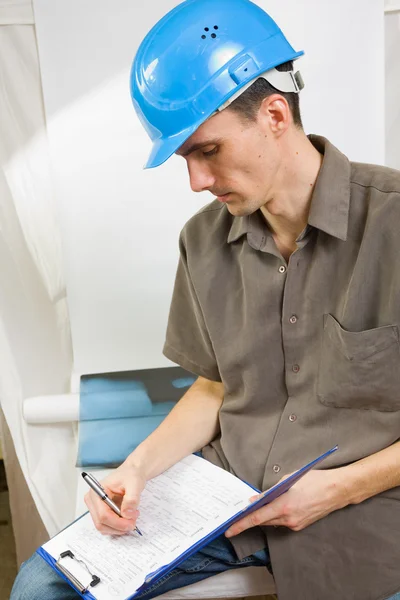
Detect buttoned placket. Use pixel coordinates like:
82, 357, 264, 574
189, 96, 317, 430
262, 230, 315, 488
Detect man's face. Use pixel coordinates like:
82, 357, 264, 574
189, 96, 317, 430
176, 106, 282, 217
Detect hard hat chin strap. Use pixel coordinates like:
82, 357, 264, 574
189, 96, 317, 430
217, 67, 304, 112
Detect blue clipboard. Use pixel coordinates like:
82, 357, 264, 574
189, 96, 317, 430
136, 445, 338, 596
37, 445, 338, 599
37, 545, 97, 600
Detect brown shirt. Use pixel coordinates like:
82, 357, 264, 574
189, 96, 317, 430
163, 135, 400, 600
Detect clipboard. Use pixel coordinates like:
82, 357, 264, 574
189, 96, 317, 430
135, 444, 339, 593
37, 546, 98, 599
37, 445, 338, 599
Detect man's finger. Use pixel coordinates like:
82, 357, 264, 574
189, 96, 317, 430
86, 489, 138, 533
121, 491, 141, 519
225, 513, 262, 537
225, 504, 279, 537
248, 493, 262, 503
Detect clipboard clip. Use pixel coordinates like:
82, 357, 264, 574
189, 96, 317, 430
56, 550, 101, 594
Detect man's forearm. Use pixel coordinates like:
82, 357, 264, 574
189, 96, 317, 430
340, 440, 400, 505
124, 376, 224, 481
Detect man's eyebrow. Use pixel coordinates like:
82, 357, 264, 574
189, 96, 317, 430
176, 138, 223, 157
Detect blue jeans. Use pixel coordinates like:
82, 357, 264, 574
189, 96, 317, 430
10, 534, 270, 600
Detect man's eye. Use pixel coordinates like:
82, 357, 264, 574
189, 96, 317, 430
203, 147, 218, 157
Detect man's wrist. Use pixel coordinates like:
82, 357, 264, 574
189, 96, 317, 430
123, 451, 149, 479
335, 464, 368, 506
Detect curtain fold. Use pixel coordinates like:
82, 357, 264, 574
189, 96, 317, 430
1, 24, 65, 304
0, 14, 76, 551
0, 0, 34, 25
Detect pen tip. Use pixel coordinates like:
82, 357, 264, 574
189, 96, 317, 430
81, 472, 87, 478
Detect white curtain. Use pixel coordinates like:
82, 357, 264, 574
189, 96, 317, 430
0, 0, 76, 536
0, 0, 33, 25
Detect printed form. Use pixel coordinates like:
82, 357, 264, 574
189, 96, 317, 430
42, 454, 257, 600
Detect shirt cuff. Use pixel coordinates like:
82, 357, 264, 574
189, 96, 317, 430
163, 343, 221, 383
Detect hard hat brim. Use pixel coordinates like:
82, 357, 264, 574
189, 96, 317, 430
144, 124, 199, 169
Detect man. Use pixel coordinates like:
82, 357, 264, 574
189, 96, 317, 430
11, 0, 400, 599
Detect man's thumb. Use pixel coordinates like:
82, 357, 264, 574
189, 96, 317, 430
121, 487, 139, 519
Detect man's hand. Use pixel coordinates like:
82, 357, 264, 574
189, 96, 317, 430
225, 468, 349, 537
84, 461, 146, 536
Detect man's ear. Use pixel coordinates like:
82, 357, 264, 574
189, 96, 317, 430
258, 94, 291, 137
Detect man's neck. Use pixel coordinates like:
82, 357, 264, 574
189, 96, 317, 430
260, 133, 323, 260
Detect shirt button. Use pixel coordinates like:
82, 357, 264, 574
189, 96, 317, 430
289, 315, 298, 324
278, 266, 286, 274
289, 414, 297, 422
292, 364, 300, 373
273, 465, 281, 473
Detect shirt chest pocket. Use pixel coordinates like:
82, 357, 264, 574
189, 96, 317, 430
317, 314, 400, 411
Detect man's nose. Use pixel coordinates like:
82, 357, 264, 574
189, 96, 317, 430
187, 161, 216, 193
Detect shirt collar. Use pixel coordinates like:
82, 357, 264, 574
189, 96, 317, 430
227, 214, 250, 244
307, 135, 350, 241
227, 135, 351, 245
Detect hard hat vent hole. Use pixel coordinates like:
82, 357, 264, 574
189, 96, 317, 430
201, 26, 218, 40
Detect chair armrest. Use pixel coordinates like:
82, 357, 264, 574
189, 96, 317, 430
23, 394, 79, 423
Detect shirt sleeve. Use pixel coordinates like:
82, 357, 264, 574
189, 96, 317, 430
163, 232, 221, 382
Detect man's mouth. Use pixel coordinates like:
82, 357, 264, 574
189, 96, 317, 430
215, 192, 231, 202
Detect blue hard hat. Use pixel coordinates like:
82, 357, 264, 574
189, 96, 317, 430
130, 0, 304, 169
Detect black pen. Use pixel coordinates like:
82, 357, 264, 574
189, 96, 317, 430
82, 472, 143, 536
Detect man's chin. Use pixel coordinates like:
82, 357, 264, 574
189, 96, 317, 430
225, 203, 257, 217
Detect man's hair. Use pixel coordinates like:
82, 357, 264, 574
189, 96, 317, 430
228, 61, 303, 129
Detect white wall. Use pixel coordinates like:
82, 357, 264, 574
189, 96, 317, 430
33, 0, 385, 376
385, 9, 400, 169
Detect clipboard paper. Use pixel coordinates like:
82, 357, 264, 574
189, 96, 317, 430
38, 446, 337, 600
